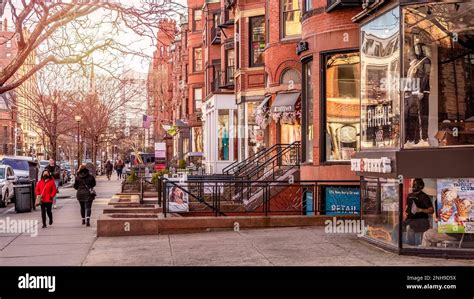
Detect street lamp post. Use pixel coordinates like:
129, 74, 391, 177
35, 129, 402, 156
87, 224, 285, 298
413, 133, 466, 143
75, 115, 82, 171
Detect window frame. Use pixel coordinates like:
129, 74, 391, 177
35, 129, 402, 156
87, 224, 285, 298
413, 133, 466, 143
193, 47, 203, 73
249, 15, 265, 67
193, 8, 203, 32
320, 48, 360, 164
301, 57, 314, 164
281, 0, 301, 39
193, 87, 203, 112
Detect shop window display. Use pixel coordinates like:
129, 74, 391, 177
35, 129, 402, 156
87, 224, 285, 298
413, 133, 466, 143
360, 177, 399, 247
403, 3, 474, 148
360, 7, 401, 149
218, 110, 230, 161
324, 52, 360, 161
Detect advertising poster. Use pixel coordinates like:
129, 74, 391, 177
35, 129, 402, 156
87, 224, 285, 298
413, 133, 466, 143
437, 179, 474, 234
325, 187, 360, 215
168, 184, 189, 213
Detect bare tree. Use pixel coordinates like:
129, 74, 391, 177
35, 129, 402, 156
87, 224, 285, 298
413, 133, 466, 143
0, 0, 184, 94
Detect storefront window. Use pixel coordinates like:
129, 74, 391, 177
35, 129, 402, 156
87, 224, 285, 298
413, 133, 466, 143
324, 52, 360, 161
192, 127, 203, 153
403, 3, 474, 148
303, 59, 313, 163
360, 7, 401, 149
397, 177, 474, 251
247, 101, 266, 158
218, 110, 230, 161
250, 16, 265, 67
360, 177, 400, 247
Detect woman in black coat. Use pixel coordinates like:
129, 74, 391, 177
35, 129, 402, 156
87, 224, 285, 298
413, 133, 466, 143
73, 165, 97, 226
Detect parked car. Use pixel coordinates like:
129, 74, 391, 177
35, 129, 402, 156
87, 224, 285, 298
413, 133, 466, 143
0, 165, 16, 207
0, 156, 39, 183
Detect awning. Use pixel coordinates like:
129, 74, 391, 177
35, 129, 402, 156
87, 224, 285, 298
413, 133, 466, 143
175, 119, 188, 127
271, 92, 300, 113
256, 95, 271, 111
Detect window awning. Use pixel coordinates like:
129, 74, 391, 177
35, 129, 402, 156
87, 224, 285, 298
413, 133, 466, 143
256, 95, 271, 111
270, 92, 300, 113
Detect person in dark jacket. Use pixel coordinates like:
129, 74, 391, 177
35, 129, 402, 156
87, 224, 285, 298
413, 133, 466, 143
73, 165, 96, 226
45, 159, 61, 209
36, 170, 58, 228
105, 160, 113, 180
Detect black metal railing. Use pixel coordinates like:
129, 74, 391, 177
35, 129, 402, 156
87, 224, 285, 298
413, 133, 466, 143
161, 178, 360, 217
211, 27, 221, 44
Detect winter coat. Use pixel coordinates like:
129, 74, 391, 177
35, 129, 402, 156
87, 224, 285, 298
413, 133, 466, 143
105, 162, 113, 172
73, 168, 96, 202
45, 164, 61, 180
35, 179, 57, 203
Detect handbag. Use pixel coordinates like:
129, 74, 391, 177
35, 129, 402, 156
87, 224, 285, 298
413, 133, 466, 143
85, 182, 97, 199
35, 184, 46, 207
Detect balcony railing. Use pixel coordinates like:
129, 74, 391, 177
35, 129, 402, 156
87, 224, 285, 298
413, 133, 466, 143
211, 27, 221, 45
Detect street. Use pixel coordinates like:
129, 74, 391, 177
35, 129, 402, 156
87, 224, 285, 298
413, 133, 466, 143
0, 175, 473, 266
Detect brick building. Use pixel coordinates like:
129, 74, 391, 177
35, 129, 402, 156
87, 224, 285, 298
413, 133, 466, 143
297, 0, 361, 186
0, 19, 19, 156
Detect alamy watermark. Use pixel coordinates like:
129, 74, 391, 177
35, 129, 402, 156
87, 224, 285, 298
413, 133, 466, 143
324, 217, 367, 236
0, 217, 38, 237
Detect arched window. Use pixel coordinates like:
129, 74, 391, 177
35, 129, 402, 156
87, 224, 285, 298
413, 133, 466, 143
280, 68, 301, 85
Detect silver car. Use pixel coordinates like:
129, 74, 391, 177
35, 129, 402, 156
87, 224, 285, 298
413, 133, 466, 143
0, 165, 16, 207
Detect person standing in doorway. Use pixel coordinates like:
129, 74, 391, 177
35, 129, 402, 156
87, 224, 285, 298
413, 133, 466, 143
74, 165, 96, 227
36, 170, 57, 228
114, 159, 124, 180
45, 159, 61, 209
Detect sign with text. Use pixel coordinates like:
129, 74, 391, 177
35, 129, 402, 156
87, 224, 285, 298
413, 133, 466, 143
351, 157, 392, 174
437, 178, 474, 234
325, 187, 360, 215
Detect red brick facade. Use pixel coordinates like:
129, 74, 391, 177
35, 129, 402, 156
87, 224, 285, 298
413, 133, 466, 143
299, 0, 361, 181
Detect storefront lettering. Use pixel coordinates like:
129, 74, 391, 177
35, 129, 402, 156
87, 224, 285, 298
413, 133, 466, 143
273, 106, 293, 113
351, 157, 392, 174
367, 106, 392, 128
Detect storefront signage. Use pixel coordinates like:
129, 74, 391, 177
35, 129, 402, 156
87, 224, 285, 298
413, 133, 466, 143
366, 105, 392, 128
296, 41, 308, 55
350, 157, 392, 174
272, 105, 294, 113
325, 187, 360, 215
437, 178, 474, 234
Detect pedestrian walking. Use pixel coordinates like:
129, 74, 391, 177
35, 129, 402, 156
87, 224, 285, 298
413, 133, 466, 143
105, 160, 113, 180
73, 165, 97, 227
35, 170, 57, 228
45, 159, 61, 209
114, 159, 124, 180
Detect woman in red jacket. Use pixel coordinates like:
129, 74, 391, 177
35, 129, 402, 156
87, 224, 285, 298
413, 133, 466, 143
36, 170, 58, 228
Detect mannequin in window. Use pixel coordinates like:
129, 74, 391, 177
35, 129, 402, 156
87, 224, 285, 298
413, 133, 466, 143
222, 128, 229, 160
404, 43, 431, 147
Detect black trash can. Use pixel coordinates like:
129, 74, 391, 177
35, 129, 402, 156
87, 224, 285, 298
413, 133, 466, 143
14, 184, 33, 213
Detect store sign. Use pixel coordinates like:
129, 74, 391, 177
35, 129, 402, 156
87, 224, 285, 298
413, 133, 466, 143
272, 106, 293, 113
350, 157, 392, 174
325, 187, 360, 215
296, 41, 308, 55
437, 178, 474, 234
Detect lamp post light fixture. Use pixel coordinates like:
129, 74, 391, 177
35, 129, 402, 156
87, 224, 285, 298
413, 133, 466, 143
75, 115, 82, 170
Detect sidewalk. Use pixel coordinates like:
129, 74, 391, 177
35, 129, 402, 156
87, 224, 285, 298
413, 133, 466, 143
0, 176, 122, 266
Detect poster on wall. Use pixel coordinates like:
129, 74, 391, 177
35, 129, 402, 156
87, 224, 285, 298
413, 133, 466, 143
437, 179, 474, 233
325, 187, 360, 215
168, 184, 189, 213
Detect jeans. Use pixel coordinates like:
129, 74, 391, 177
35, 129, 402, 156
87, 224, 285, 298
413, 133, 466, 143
41, 202, 53, 226
79, 201, 93, 219
116, 169, 123, 179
